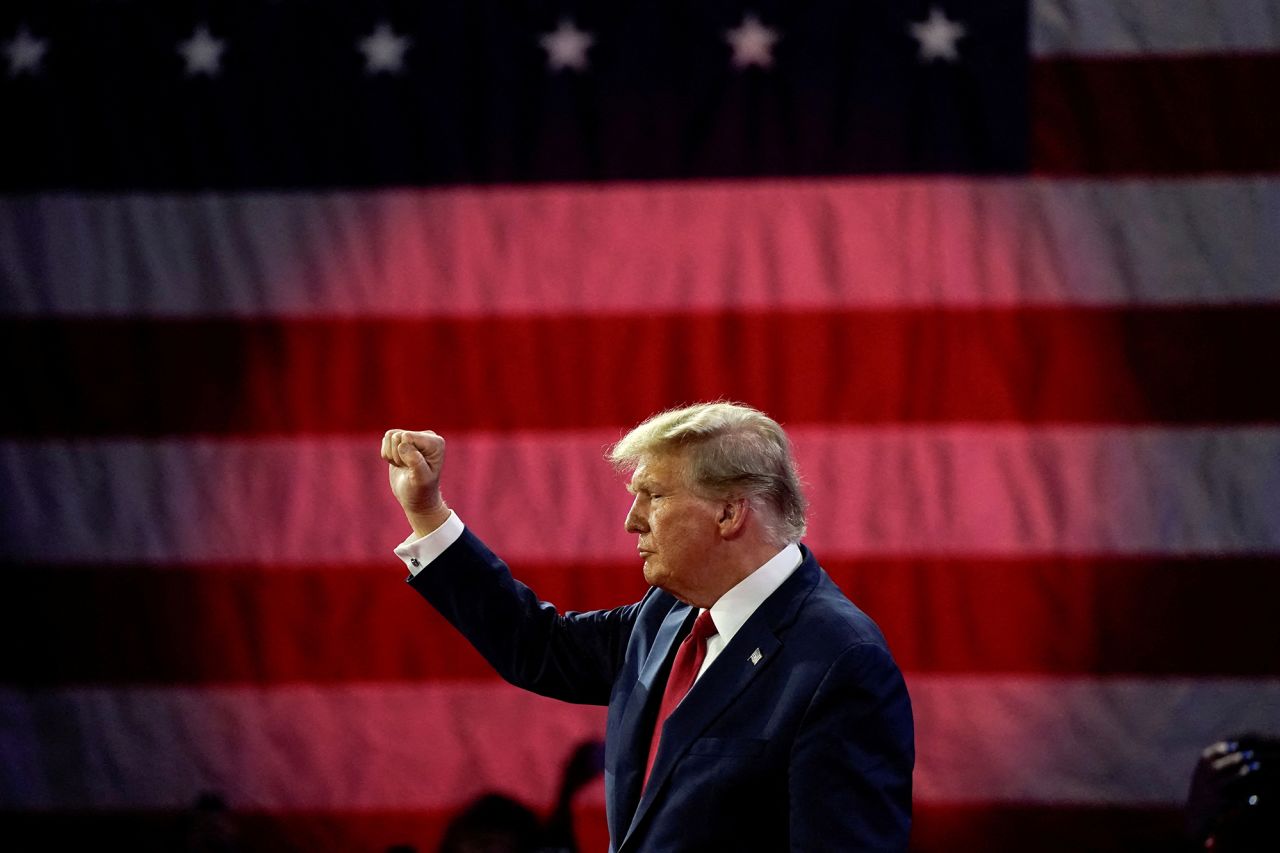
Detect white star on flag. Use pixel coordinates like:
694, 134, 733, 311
177, 24, 225, 77
4, 24, 47, 77
910, 6, 967, 63
540, 19, 594, 72
725, 13, 779, 70
359, 21, 412, 75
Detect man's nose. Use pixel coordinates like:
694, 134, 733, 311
624, 498, 647, 533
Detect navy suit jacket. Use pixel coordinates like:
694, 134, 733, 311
409, 529, 914, 852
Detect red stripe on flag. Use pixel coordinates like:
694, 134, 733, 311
1032, 55, 1280, 174
7, 556, 1276, 685
5, 307, 1278, 436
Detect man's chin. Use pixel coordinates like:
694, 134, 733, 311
642, 564, 694, 604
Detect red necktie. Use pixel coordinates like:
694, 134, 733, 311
644, 609, 718, 787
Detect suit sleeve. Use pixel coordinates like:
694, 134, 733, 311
407, 527, 644, 706
789, 641, 915, 852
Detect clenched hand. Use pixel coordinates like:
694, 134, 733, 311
382, 429, 452, 537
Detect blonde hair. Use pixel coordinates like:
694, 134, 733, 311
608, 402, 807, 545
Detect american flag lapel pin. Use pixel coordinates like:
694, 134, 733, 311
749, 648, 763, 665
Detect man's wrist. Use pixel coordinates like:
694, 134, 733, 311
406, 501, 452, 539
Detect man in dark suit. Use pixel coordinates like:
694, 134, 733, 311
383, 402, 914, 851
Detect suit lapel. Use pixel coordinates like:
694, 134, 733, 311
620, 557, 821, 849
609, 600, 694, 845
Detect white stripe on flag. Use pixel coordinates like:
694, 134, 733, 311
1033, 0, 1280, 56
2, 178, 1277, 316
3, 427, 1277, 565
3, 677, 1276, 810
913, 675, 1280, 805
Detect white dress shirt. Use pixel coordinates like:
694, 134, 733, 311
698, 541, 802, 678
395, 510, 465, 574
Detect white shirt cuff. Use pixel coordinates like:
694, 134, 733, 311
394, 511, 465, 576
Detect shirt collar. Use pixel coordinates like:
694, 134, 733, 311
706, 542, 802, 646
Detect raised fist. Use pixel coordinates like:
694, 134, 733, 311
381, 429, 450, 535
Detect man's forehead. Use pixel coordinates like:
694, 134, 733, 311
627, 468, 655, 491
626, 454, 687, 491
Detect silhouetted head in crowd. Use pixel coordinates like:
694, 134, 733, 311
179, 790, 240, 853
437, 793, 541, 853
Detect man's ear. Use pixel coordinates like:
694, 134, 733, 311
717, 498, 750, 539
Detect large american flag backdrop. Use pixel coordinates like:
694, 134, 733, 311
2, 1, 1279, 850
